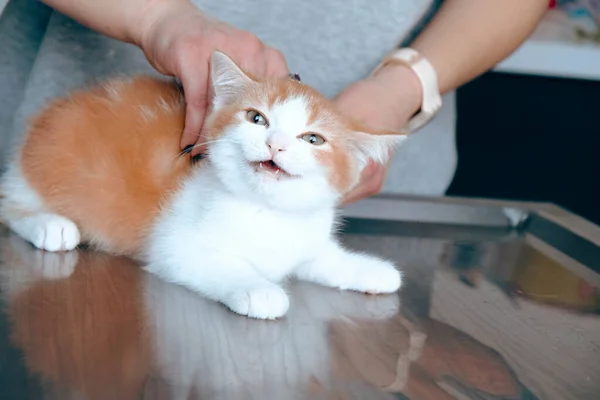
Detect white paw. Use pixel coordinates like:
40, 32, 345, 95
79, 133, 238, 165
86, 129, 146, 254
30, 215, 81, 252
225, 284, 290, 320
343, 257, 402, 294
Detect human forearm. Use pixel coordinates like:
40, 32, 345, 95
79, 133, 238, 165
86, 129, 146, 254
367, 0, 549, 122
410, 0, 549, 93
340, 0, 550, 203
39, 0, 191, 46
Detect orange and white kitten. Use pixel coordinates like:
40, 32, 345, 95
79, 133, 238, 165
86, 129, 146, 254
0, 51, 406, 319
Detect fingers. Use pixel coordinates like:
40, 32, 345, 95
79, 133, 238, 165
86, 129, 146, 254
264, 46, 289, 77
182, 101, 208, 153
178, 58, 210, 151
341, 162, 386, 205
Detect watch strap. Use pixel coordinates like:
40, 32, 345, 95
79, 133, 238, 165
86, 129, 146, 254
371, 48, 442, 133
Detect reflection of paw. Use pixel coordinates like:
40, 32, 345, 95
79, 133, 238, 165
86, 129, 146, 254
29, 215, 80, 252
5, 234, 78, 280
342, 255, 402, 294
360, 294, 400, 319
225, 284, 290, 320
35, 250, 79, 280
291, 282, 400, 321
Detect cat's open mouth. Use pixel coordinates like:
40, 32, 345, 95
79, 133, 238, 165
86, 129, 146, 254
250, 160, 295, 178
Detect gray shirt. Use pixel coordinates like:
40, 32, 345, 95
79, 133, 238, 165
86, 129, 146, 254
0, 0, 456, 196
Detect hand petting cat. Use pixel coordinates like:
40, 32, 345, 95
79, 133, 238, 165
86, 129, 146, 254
137, 0, 289, 154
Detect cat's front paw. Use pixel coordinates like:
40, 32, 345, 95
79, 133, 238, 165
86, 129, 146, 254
225, 284, 290, 320
30, 215, 81, 252
343, 256, 402, 295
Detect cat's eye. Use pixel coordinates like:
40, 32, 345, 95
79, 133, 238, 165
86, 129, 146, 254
299, 133, 326, 146
246, 110, 268, 126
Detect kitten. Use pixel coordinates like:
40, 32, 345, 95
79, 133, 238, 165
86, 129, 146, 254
0, 51, 407, 319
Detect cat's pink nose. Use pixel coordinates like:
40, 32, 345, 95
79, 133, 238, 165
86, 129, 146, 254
266, 136, 287, 157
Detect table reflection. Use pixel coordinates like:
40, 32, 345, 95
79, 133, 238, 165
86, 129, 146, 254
0, 229, 568, 399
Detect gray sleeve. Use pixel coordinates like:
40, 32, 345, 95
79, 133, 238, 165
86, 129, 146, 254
400, 0, 444, 47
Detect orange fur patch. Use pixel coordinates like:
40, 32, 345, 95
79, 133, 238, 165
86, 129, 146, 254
315, 144, 355, 193
21, 76, 191, 258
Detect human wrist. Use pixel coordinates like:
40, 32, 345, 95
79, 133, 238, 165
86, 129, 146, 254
371, 47, 444, 132
369, 63, 423, 121
134, 0, 197, 49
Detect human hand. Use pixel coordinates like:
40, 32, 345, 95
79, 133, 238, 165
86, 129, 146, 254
334, 64, 423, 205
137, 0, 289, 155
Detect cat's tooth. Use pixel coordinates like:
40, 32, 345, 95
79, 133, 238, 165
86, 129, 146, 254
259, 162, 263, 169
275, 169, 280, 174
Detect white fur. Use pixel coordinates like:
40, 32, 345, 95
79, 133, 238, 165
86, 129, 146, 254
352, 131, 407, 168
210, 51, 253, 109
143, 52, 403, 319
0, 163, 45, 215
145, 179, 401, 319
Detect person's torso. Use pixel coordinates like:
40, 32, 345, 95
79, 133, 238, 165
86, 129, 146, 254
193, 0, 434, 97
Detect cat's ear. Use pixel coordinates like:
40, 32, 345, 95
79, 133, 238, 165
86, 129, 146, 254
210, 51, 252, 108
348, 129, 408, 168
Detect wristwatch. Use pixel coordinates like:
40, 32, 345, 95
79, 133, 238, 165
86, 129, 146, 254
370, 48, 442, 133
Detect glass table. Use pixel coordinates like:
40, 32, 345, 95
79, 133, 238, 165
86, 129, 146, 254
0, 195, 598, 400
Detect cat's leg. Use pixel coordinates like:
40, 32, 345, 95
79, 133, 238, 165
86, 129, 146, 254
0, 165, 81, 252
295, 240, 402, 294
145, 251, 290, 320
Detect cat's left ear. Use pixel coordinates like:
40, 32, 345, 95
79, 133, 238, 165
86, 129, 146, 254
210, 51, 252, 108
349, 129, 408, 167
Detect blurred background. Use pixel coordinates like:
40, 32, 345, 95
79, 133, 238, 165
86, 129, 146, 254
446, 0, 600, 225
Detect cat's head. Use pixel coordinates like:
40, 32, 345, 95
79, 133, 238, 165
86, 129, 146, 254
202, 51, 407, 211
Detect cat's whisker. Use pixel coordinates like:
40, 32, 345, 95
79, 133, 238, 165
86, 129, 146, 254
175, 138, 241, 160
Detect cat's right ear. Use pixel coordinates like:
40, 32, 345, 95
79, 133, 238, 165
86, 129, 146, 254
348, 129, 408, 169
210, 51, 252, 108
